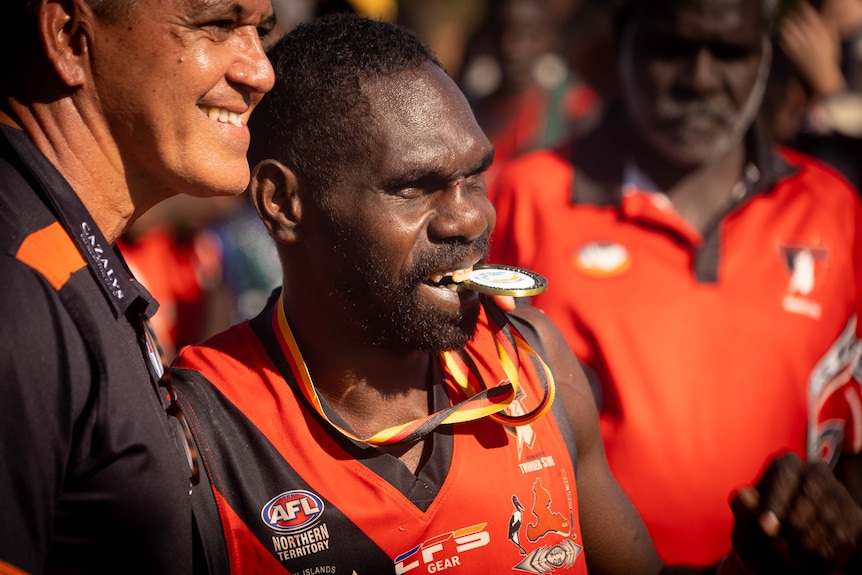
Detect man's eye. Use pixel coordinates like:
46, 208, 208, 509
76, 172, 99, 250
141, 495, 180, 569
391, 187, 426, 199
711, 45, 754, 61
650, 38, 695, 60
202, 20, 235, 35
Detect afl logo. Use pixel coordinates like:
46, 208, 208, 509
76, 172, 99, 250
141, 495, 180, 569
261, 490, 325, 533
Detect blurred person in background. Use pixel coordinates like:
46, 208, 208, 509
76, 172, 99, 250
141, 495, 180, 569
490, 0, 862, 566
118, 195, 237, 359
775, 0, 862, 192
460, 0, 601, 192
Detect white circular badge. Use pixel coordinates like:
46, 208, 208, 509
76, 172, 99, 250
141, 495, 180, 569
463, 265, 548, 297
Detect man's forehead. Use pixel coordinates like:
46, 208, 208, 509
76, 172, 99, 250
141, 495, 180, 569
172, 0, 274, 17
638, 0, 764, 36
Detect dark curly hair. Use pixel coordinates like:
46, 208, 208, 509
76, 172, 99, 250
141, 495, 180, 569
247, 13, 443, 198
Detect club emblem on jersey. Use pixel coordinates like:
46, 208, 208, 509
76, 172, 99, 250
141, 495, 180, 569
508, 472, 582, 573
513, 540, 582, 574
780, 245, 828, 319
573, 242, 632, 277
261, 490, 325, 533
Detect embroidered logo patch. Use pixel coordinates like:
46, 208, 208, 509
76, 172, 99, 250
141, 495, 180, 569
779, 245, 829, 319
261, 490, 325, 533
573, 242, 632, 277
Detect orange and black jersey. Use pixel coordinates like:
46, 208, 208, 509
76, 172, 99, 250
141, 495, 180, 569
173, 296, 589, 574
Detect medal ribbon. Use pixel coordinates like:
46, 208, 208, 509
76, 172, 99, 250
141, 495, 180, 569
273, 295, 556, 446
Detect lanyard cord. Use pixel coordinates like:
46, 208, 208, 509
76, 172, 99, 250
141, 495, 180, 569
272, 296, 556, 446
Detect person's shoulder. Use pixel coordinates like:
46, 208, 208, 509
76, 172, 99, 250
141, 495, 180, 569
505, 145, 573, 171
506, 305, 588, 390
491, 144, 577, 210
173, 320, 259, 374
507, 303, 557, 337
496, 145, 575, 182
0, 155, 63, 255
777, 146, 859, 193
0, 252, 88, 378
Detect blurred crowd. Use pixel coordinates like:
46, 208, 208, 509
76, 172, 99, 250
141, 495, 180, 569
121, 0, 862, 357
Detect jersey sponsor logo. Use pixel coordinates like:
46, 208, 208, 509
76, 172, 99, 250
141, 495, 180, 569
524, 478, 570, 541
293, 563, 336, 574
79, 222, 124, 300
780, 245, 828, 319
262, 490, 325, 533
393, 523, 490, 574
573, 242, 632, 277
513, 540, 583, 574
270, 523, 332, 562
508, 472, 583, 573
518, 454, 556, 475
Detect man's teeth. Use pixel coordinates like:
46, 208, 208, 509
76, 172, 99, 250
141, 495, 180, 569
429, 267, 473, 291
204, 107, 243, 127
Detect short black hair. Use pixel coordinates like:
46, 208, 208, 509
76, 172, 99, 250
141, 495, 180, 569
248, 13, 442, 197
2, 0, 136, 97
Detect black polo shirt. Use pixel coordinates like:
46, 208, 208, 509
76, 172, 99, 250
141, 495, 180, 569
0, 125, 193, 574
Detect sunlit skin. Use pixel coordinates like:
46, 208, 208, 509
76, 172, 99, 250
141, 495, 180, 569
1, 0, 276, 242
87, 0, 276, 202
289, 62, 496, 356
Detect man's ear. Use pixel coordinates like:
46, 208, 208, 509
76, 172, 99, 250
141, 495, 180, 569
39, 0, 91, 87
250, 159, 303, 244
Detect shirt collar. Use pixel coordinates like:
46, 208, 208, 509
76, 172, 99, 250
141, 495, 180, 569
569, 105, 797, 206
0, 124, 156, 319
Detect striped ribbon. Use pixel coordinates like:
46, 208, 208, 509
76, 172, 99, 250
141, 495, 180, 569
273, 295, 556, 446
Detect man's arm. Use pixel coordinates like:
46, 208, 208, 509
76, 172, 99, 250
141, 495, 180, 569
0, 260, 88, 574
510, 304, 667, 574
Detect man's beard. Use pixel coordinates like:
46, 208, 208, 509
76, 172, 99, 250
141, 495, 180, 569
320, 211, 488, 353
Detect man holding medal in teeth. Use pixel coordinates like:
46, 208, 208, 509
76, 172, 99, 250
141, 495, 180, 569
171, 13, 862, 575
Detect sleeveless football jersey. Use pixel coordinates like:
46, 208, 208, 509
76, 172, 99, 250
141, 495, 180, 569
173, 299, 588, 574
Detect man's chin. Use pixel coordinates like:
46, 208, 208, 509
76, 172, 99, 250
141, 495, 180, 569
650, 132, 736, 168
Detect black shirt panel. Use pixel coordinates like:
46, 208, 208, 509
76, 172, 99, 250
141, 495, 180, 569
0, 126, 193, 574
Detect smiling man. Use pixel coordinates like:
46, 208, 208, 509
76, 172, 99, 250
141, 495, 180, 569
171, 13, 862, 575
0, 0, 274, 573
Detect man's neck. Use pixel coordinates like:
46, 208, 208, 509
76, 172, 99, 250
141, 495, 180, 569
282, 292, 437, 428
632, 141, 748, 234
283, 295, 439, 474
3, 100, 144, 244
